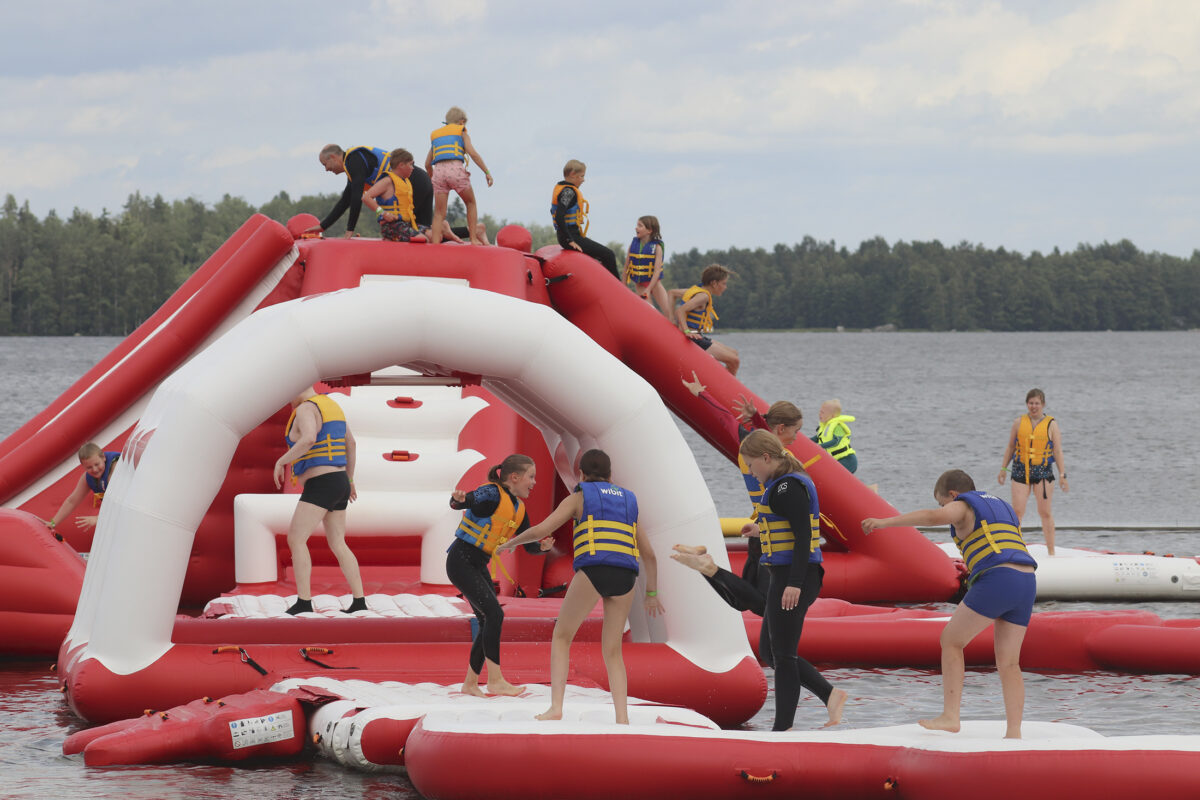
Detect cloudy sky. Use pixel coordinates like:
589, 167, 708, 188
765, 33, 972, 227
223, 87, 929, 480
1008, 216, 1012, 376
3, 0, 1198, 256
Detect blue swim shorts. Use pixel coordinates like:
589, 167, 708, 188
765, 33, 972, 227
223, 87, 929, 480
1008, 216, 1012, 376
962, 566, 1037, 626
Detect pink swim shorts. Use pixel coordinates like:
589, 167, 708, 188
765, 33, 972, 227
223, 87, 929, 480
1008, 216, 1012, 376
432, 160, 472, 195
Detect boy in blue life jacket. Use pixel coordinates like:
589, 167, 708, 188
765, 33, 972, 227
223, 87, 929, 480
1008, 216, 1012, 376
862, 469, 1037, 739
44, 442, 119, 532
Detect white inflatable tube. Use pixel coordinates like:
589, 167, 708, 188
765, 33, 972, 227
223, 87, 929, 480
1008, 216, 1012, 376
66, 282, 748, 676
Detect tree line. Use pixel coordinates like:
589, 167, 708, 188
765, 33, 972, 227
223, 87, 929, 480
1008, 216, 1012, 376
1, 192, 1196, 335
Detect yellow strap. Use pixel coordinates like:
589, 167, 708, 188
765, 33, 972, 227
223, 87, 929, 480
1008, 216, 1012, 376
802, 455, 821, 469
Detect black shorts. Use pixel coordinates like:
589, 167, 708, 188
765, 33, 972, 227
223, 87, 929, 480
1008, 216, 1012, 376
298, 471, 351, 511
690, 334, 713, 351
579, 564, 638, 597
1011, 462, 1054, 485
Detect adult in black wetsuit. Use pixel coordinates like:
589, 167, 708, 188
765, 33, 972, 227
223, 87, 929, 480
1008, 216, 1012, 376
447, 454, 551, 697
552, 159, 619, 278
306, 144, 388, 238
675, 430, 847, 730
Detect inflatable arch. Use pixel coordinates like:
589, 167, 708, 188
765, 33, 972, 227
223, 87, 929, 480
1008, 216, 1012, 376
60, 280, 763, 722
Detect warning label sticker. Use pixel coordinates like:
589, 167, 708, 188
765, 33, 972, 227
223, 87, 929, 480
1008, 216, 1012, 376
228, 709, 295, 749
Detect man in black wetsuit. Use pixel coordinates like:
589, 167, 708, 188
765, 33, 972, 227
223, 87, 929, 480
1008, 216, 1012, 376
306, 144, 389, 238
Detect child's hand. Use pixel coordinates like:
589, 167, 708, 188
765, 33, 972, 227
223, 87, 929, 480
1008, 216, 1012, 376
732, 394, 756, 422
568, 241, 583, 252
273, 460, 287, 490
645, 594, 664, 617
861, 518, 885, 535
380, 212, 396, 222
451, 489, 467, 504
681, 371, 705, 397
484, 173, 494, 187
76, 515, 99, 531
740, 522, 758, 538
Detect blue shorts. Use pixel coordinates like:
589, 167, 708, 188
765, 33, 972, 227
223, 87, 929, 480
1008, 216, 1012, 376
962, 566, 1037, 626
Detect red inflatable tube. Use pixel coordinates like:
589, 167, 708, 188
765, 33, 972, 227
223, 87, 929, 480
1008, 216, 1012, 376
60, 640, 765, 726
0, 511, 85, 656
539, 247, 961, 603
63, 689, 304, 767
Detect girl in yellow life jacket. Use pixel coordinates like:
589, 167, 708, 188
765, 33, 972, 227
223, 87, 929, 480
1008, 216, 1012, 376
499, 449, 660, 724
447, 454, 552, 698
997, 388, 1069, 556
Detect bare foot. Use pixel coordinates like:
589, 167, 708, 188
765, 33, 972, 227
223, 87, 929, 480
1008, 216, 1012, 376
1004, 728, 1022, 739
486, 679, 525, 697
535, 708, 563, 721
670, 549, 718, 577
460, 681, 486, 698
821, 688, 848, 728
672, 544, 707, 555
918, 714, 961, 733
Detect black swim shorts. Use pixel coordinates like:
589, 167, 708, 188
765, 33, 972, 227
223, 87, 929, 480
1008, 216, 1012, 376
298, 471, 352, 511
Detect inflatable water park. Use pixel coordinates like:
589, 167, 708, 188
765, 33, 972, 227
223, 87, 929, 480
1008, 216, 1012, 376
2, 215, 1200, 798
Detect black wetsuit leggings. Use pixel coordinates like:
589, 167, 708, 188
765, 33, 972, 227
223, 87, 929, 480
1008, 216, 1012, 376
765, 563, 831, 731
575, 236, 620, 279
446, 538, 503, 675
739, 538, 773, 667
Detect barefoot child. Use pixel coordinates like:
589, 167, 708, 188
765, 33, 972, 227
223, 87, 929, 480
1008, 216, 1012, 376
425, 106, 493, 245
363, 149, 463, 244
498, 449, 661, 723
622, 215, 671, 319
861, 469, 1037, 739
676, 264, 740, 375
447, 455, 552, 697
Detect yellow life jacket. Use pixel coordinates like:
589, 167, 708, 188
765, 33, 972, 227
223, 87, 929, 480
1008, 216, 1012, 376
1014, 415, 1055, 474
681, 285, 718, 333
378, 171, 416, 225
550, 181, 589, 236
454, 483, 527, 555
816, 414, 856, 460
430, 123, 467, 165
285, 395, 348, 476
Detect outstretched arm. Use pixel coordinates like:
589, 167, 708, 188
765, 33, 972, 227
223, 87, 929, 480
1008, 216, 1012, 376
497, 492, 582, 551
47, 473, 90, 529
862, 501, 968, 535
462, 132, 492, 186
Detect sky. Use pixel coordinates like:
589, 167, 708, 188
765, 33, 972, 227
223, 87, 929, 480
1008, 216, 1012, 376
2, 0, 1199, 257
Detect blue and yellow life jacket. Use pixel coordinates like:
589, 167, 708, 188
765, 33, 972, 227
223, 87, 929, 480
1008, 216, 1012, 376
816, 415, 856, 461
85, 451, 121, 505
738, 453, 766, 523
756, 472, 822, 567
949, 490, 1037, 581
626, 238, 662, 284
572, 481, 640, 573
377, 171, 416, 225
1013, 415, 1055, 474
430, 123, 466, 165
454, 482, 527, 555
681, 285, 718, 333
343, 146, 390, 189
550, 181, 589, 236
286, 395, 349, 477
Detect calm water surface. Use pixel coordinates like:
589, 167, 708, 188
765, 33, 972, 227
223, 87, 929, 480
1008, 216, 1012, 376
1, 333, 1198, 798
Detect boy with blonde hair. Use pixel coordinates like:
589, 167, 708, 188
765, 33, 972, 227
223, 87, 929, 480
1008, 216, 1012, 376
551, 159, 620, 278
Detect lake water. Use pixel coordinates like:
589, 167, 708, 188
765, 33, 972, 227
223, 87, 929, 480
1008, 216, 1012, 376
1, 332, 1198, 799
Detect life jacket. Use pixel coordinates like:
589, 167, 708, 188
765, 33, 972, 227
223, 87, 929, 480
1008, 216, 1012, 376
285, 395, 348, 477
430, 123, 466, 165
454, 482, 527, 555
950, 490, 1038, 581
626, 237, 662, 284
550, 181, 589, 236
816, 415, 856, 460
85, 451, 121, 506
571, 481, 640, 572
756, 472, 822, 567
342, 146, 390, 189
681, 285, 718, 333
1013, 415, 1055, 474
738, 453, 766, 521
377, 171, 416, 225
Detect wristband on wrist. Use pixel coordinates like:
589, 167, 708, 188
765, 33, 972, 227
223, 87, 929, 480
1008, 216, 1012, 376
645, 590, 658, 597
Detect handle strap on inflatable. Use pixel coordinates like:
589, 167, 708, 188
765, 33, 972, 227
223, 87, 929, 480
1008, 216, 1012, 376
739, 770, 778, 784
212, 645, 268, 676
299, 646, 359, 670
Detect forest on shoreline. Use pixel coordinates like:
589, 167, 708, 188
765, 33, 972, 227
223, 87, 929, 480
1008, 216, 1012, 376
1, 191, 1197, 336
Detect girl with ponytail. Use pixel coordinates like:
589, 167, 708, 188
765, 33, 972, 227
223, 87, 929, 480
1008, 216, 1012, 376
447, 454, 551, 697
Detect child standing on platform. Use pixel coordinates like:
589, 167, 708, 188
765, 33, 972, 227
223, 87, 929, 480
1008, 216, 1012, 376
425, 106, 492, 245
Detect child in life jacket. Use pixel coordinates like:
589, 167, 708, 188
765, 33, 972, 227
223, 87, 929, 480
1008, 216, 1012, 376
622, 215, 671, 320
44, 442, 119, 532
424, 106, 492, 245
812, 399, 857, 474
